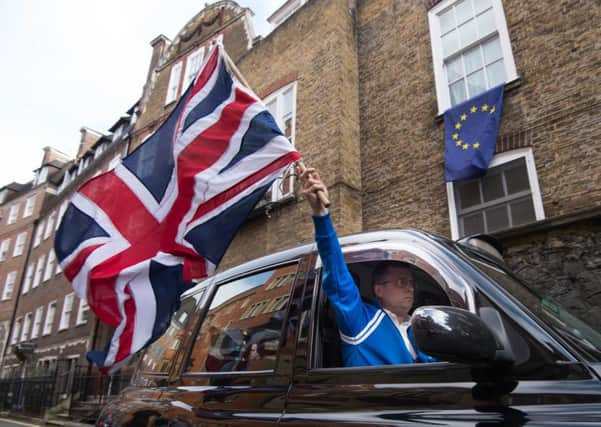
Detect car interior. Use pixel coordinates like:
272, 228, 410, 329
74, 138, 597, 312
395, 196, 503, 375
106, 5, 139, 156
316, 260, 451, 368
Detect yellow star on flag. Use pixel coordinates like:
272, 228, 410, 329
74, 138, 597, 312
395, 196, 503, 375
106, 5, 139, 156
470, 106, 477, 113
489, 106, 496, 113
456, 140, 462, 146
481, 104, 489, 111
460, 113, 467, 121
452, 133, 459, 140
462, 143, 469, 150
473, 142, 480, 149
455, 123, 462, 129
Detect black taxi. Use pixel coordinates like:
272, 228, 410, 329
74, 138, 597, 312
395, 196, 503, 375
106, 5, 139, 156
97, 229, 601, 426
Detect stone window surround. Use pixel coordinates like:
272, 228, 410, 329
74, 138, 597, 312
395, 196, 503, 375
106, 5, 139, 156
428, 0, 518, 114
446, 147, 545, 239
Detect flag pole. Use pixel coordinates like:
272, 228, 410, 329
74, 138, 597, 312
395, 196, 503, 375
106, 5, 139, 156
221, 47, 330, 208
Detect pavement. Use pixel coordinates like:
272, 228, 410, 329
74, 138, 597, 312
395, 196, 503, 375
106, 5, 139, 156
0, 417, 92, 427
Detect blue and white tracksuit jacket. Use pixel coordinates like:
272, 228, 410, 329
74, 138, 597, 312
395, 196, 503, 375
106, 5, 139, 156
314, 213, 436, 367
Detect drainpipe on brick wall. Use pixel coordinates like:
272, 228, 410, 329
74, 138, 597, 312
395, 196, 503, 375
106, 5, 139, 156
1, 218, 38, 369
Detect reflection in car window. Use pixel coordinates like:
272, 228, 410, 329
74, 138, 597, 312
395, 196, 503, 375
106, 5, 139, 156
186, 264, 297, 373
139, 290, 205, 373
470, 256, 601, 362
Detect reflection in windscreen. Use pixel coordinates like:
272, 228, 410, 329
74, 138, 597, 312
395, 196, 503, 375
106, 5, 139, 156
139, 289, 206, 373
471, 256, 601, 362
186, 264, 297, 373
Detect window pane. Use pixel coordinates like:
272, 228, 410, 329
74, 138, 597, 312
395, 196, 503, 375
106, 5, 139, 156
505, 159, 530, 194
464, 46, 483, 74
483, 37, 503, 64
447, 56, 463, 83
439, 8, 455, 34
282, 89, 294, 117
139, 292, 203, 374
477, 8, 496, 36
462, 212, 484, 235
510, 198, 536, 226
456, 180, 481, 209
458, 19, 478, 47
187, 264, 297, 373
474, 0, 492, 14
442, 30, 459, 57
455, 0, 472, 25
482, 172, 505, 202
467, 69, 486, 97
449, 79, 467, 105
485, 205, 509, 232
486, 60, 506, 87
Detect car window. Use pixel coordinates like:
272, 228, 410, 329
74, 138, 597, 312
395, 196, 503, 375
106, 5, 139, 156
185, 263, 297, 373
138, 289, 206, 375
314, 258, 452, 369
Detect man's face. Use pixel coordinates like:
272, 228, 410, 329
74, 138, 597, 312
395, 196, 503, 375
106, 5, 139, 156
373, 266, 415, 316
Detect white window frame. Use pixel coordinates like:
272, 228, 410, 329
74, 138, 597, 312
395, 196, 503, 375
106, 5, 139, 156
33, 221, 44, 247
12, 232, 27, 257
446, 147, 545, 239
20, 312, 32, 342
11, 317, 22, 344
428, 0, 518, 114
0, 239, 10, 261
43, 302, 57, 336
43, 250, 56, 282
263, 81, 297, 202
165, 61, 183, 105
59, 293, 75, 331
183, 47, 205, 90
2, 271, 17, 300
31, 307, 44, 339
7, 204, 19, 224
56, 201, 68, 230
23, 195, 36, 218
36, 167, 48, 185
75, 299, 89, 325
32, 254, 45, 289
22, 263, 34, 294
44, 212, 56, 239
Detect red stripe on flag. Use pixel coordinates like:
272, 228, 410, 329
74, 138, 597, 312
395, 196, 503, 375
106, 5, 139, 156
189, 151, 300, 224
79, 172, 160, 244
87, 275, 121, 328
161, 88, 257, 249
64, 243, 103, 282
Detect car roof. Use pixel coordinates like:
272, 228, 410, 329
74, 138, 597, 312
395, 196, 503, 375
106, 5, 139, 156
182, 228, 453, 298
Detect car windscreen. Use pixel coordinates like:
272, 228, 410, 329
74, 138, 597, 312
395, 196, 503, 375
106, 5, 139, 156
462, 246, 601, 362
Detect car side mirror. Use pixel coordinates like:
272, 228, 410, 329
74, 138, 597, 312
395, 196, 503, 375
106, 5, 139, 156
411, 306, 497, 364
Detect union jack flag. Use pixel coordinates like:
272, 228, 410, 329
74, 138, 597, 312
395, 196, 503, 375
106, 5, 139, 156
54, 44, 300, 372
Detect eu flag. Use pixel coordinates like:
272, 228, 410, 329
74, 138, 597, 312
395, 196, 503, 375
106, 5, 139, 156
444, 84, 504, 182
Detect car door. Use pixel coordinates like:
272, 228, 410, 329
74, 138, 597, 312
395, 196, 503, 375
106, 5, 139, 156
152, 254, 313, 426
282, 237, 601, 426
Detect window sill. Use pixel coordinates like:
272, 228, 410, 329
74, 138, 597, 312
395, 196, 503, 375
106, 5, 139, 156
434, 75, 524, 123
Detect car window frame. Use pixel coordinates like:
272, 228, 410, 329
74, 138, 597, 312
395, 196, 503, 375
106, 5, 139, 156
180, 258, 303, 378
307, 241, 475, 373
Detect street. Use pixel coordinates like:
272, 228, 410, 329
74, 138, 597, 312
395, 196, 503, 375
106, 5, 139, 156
0, 419, 41, 427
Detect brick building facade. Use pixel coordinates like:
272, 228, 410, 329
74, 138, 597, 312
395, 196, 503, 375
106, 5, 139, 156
0, 0, 599, 380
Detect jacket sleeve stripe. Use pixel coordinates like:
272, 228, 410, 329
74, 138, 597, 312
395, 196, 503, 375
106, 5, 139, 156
339, 309, 385, 345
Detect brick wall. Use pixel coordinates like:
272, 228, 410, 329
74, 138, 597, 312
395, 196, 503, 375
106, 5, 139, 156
356, 0, 601, 235
221, 0, 363, 269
